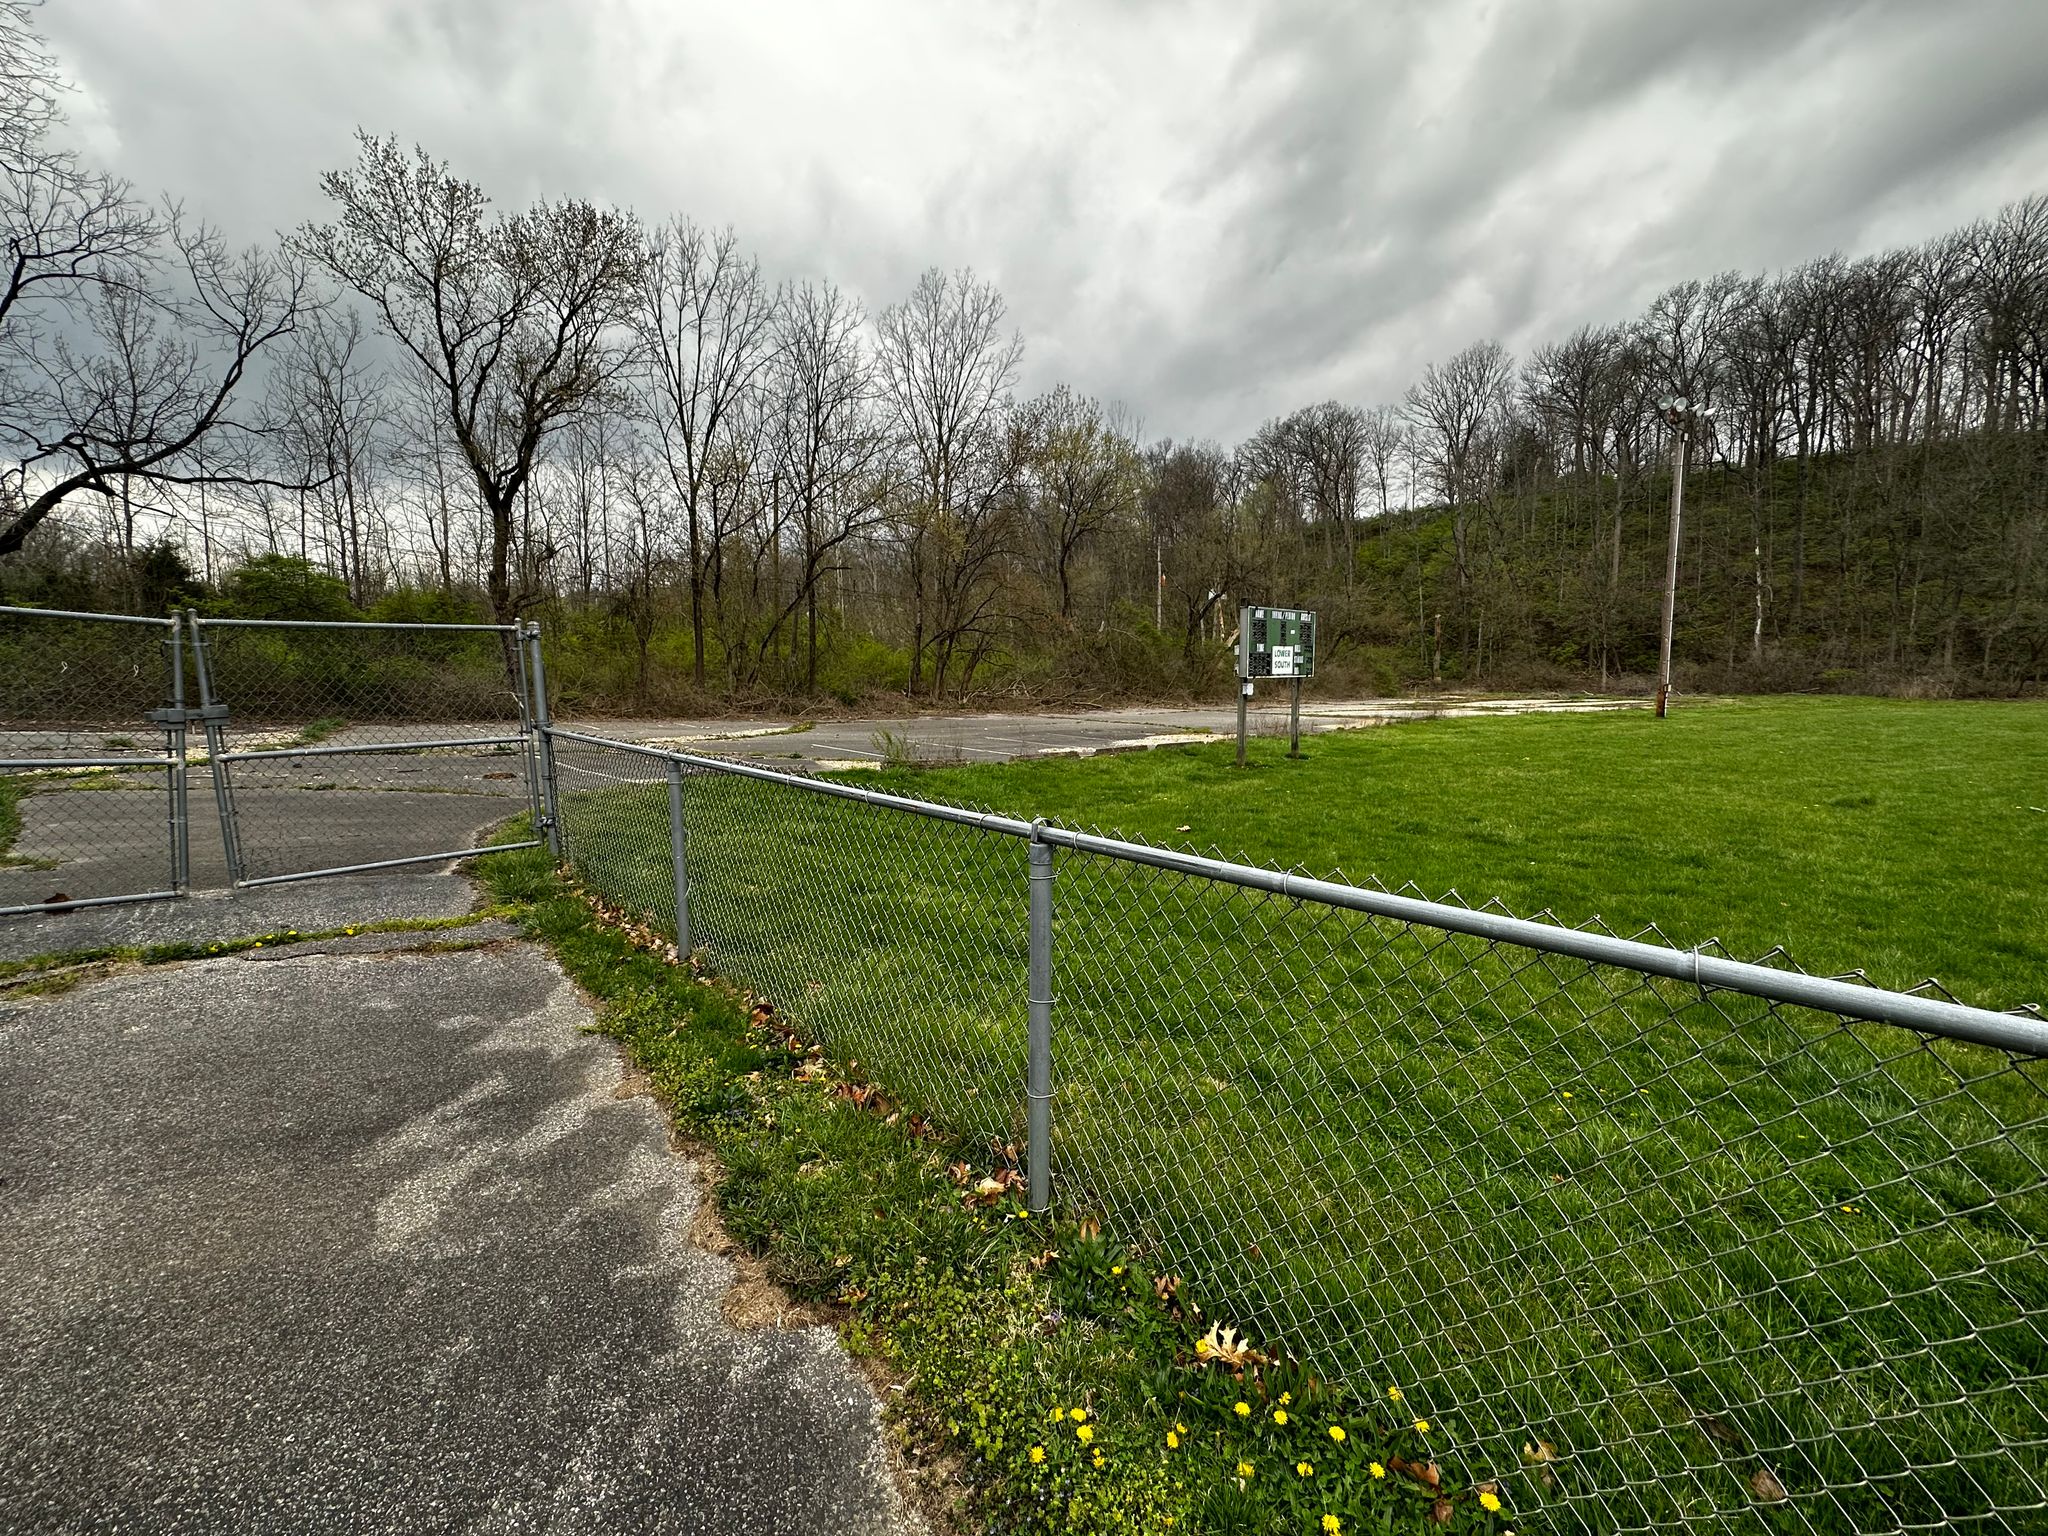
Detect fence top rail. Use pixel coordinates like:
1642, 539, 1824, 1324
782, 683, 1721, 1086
189, 615, 520, 634
541, 723, 2047, 1057
0, 604, 175, 627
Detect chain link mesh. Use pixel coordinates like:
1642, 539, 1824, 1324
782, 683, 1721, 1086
0, 608, 182, 910
542, 726, 2046, 1535
195, 620, 538, 881
1049, 842, 2046, 1535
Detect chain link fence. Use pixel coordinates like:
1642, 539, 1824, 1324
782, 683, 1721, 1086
543, 723, 2046, 1536
191, 616, 543, 885
0, 606, 187, 913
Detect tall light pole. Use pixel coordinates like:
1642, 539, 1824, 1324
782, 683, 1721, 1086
1653, 395, 1711, 718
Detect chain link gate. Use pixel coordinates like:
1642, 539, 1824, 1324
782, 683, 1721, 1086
186, 614, 545, 887
0, 605, 190, 916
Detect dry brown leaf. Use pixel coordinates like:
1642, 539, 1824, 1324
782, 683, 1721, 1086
1194, 1322, 1270, 1369
1429, 1497, 1453, 1524
1751, 1468, 1788, 1503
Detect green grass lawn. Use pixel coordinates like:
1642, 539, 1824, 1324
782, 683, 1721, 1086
870, 696, 2048, 1013
546, 700, 2048, 1534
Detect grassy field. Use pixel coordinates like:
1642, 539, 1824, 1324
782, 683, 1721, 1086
870, 696, 2048, 1013
546, 699, 2048, 1534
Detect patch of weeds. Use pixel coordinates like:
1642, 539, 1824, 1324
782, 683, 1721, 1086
0, 910, 515, 983
870, 727, 918, 770
469, 834, 1524, 1536
102, 735, 141, 750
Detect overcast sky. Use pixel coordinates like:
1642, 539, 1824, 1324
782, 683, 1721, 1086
41, 0, 2048, 443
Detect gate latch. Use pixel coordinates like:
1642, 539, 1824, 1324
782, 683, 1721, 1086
146, 704, 229, 725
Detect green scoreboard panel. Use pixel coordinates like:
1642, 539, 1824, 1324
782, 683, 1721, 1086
1239, 605, 1316, 680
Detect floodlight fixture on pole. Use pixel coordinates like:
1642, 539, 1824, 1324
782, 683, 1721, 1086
1653, 396, 1712, 719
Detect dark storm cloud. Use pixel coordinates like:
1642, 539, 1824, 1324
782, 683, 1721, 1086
39, 0, 2048, 442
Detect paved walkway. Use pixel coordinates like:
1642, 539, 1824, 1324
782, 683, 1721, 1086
0, 887, 922, 1534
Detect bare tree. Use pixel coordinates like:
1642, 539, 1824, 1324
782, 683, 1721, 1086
296, 133, 640, 630
0, 218, 319, 558
768, 278, 890, 690
874, 267, 1023, 696
1405, 338, 1513, 590
632, 219, 779, 687
1019, 383, 1140, 622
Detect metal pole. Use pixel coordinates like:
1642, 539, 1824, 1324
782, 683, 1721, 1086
165, 622, 189, 894
1026, 828, 1055, 1213
666, 757, 690, 958
1287, 676, 1302, 759
525, 622, 562, 857
1236, 679, 1250, 768
1655, 424, 1687, 719
512, 622, 543, 828
187, 611, 245, 886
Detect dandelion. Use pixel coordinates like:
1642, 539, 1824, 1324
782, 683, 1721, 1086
1049, 1407, 1066, 1422
1279, 1391, 1293, 1406
1414, 1419, 1431, 1433
1369, 1461, 1386, 1479
1071, 1408, 1088, 1424
1322, 1517, 1344, 1534
1175, 1422, 1187, 1436
1029, 1446, 1045, 1465
1111, 1265, 1123, 1275
1092, 1451, 1106, 1470
1194, 1337, 1213, 1357
1296, 1460, 1314, 1477
1236, 1460, 1255, 1480
1387, 1386, 1403, 1403
1328, 1425, 1347, 1443
1076, 1424, 1094, 1444
1273, 1409, 1289, 1425
1166, 1431, 1180, 1450
1233, 1400, 1250, 1417
1480, 1491, 1503, 1514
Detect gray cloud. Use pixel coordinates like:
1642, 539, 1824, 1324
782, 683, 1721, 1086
40, 0, 2048, 442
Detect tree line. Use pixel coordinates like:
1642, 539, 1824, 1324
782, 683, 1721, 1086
2, 3, 2042, 705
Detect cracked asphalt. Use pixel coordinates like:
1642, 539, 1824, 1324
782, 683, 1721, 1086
0, 914, 922, 1534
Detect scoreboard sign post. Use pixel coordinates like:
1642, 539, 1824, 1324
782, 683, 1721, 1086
1235, 604, 1316, 766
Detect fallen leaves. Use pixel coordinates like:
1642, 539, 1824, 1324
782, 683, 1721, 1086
1193, 1322, 1270, 1370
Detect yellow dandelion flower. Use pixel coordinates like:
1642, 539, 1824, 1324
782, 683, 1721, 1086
1328, 1425, 1347, 1443
1279, 1391, 1293, 1406
1414, 1418, 1431, 1433
1071, 1408, 1088, 1423
1049, 1406, 1065, 1422
1273, 1409, 1289, 1425
1076, 1424, 1093, 1444
1369, 1462, 1387, 1480
1233, 1401, 1250, 1417
1296, 1460, 1314, 1477
1111, 1265, 1123, 1275
1175, 1422, 1188, 1436
1236, 1460, 1254, 1479
1092, 1451, 1106, 1469
1321, 1517, 1344, 1535
1194, 1337, 1212, 1357
1387, 1386, 1403, 1403
1165, 1431, 1180, 1449
1028, 1446, 1045, 1464
1480, 1491, 1503, 1514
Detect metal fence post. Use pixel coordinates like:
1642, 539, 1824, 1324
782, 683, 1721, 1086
666, 756, 690, 958
1026, 824, 1056, 1213
186, 611, 246, 886
525, 622, 562, 858
164, 620, 190, 893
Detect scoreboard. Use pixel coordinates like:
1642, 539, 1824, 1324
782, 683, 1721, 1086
1238, 605, 1316, 680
